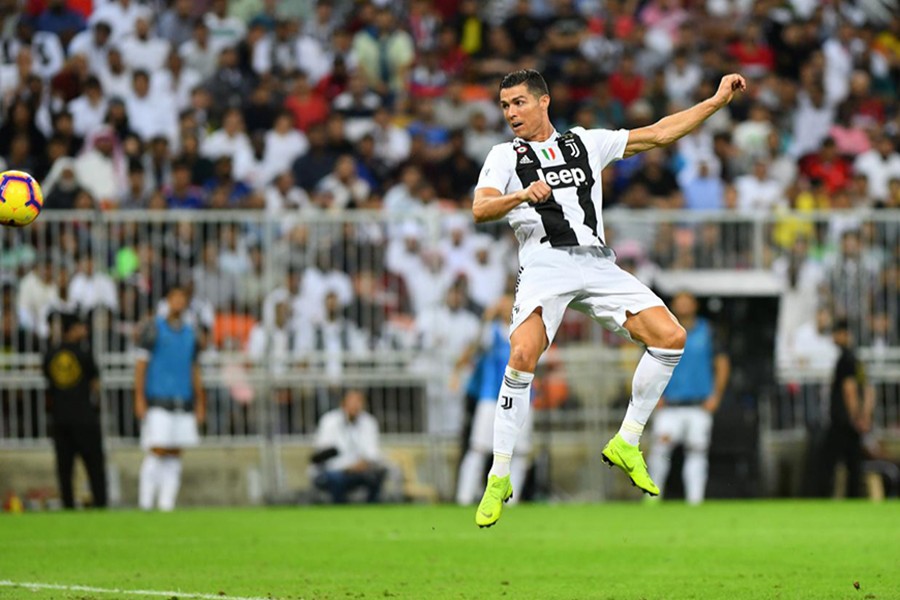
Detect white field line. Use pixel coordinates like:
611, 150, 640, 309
0, 580, 286, 600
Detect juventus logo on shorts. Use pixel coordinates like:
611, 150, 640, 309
501, 396, 514, 410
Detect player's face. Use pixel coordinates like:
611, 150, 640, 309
499, 84, 549, 140
671, 293, 697, 320
70, 323, 89, 342
168, 290, 188, 315
833, 328, 850, 347
342, 391, 365, 420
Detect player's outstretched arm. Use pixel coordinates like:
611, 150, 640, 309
473, 181, 552, 223
623, 73, 747, 158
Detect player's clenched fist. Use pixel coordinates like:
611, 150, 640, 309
712, 73, 747, 107
518, 180, 552, 204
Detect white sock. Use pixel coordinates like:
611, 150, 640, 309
508, 456, 528, 505
456, 449, 488, 505
683, 449, 709, 505
489, 367, 534, 478
138, 454, 162, 510
647, 438, 674, 498
619, 347, 683, 445
157, 456, 182, 512
490, 453, 511, 478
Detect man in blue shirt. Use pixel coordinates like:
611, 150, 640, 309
682, 161, 725, 210
647, 292, 730, 504
33, 0, 86, 44
134, 285, 206, 511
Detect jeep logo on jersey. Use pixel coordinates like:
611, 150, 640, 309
537, 166, 588, 188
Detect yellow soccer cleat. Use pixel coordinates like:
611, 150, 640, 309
601, 433, 660, 496
475, 474, 513, 528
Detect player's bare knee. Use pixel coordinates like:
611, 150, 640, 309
509, 345, 540, 373
658, 323, 686, 350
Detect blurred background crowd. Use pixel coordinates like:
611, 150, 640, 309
0, 0, 898, 428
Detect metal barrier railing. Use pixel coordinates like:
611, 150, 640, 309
3, 210, 900, 451
765, 365, 900, 434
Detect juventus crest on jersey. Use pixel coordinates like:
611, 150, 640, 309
475, 126, 629, 259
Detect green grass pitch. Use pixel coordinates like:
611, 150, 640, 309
1, 501, 898, 600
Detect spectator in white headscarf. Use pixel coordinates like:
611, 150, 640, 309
120, 10, 170, 72
74, 126, 127, 208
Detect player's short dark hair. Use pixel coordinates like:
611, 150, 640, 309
166, 283, 187, 297
342, 388, 366, 402
833, 318, 850, 332
499, 69, 549, 99
58, 311, 83, 335
127, 158, 145, 174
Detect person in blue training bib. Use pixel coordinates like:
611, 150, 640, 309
134, 284, 206, 511
647, 292, 730, 504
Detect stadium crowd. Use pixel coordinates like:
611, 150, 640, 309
0, 0, 899, 394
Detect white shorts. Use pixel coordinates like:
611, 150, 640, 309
651, 406, 713, 452
469, 400, 533, 454
140, 406, 200, 451
511, 246, 665, 343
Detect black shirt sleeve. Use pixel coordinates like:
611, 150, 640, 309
84, 349, 100, 382
835, 352, 856, 385
42, 348, 53, 382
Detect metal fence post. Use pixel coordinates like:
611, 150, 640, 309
752, 213, 766, 269
258, 212, 279, 502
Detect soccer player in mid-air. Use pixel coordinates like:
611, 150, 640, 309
472, 69, 746, 527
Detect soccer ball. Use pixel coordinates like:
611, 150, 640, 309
0, 170, 44, 227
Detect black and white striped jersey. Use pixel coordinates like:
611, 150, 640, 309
475, 127, 628, 260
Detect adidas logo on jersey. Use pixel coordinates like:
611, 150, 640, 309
519, 155, 533, 164
538, 166, 588, 188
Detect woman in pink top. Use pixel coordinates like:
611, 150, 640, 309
829, 103, 872, 156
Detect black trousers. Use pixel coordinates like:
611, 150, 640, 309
822, 425, 863, 498
52, 421, 107, 508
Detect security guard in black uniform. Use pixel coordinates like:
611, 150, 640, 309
42, 313, 107, 508
822, 318, 875, 498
